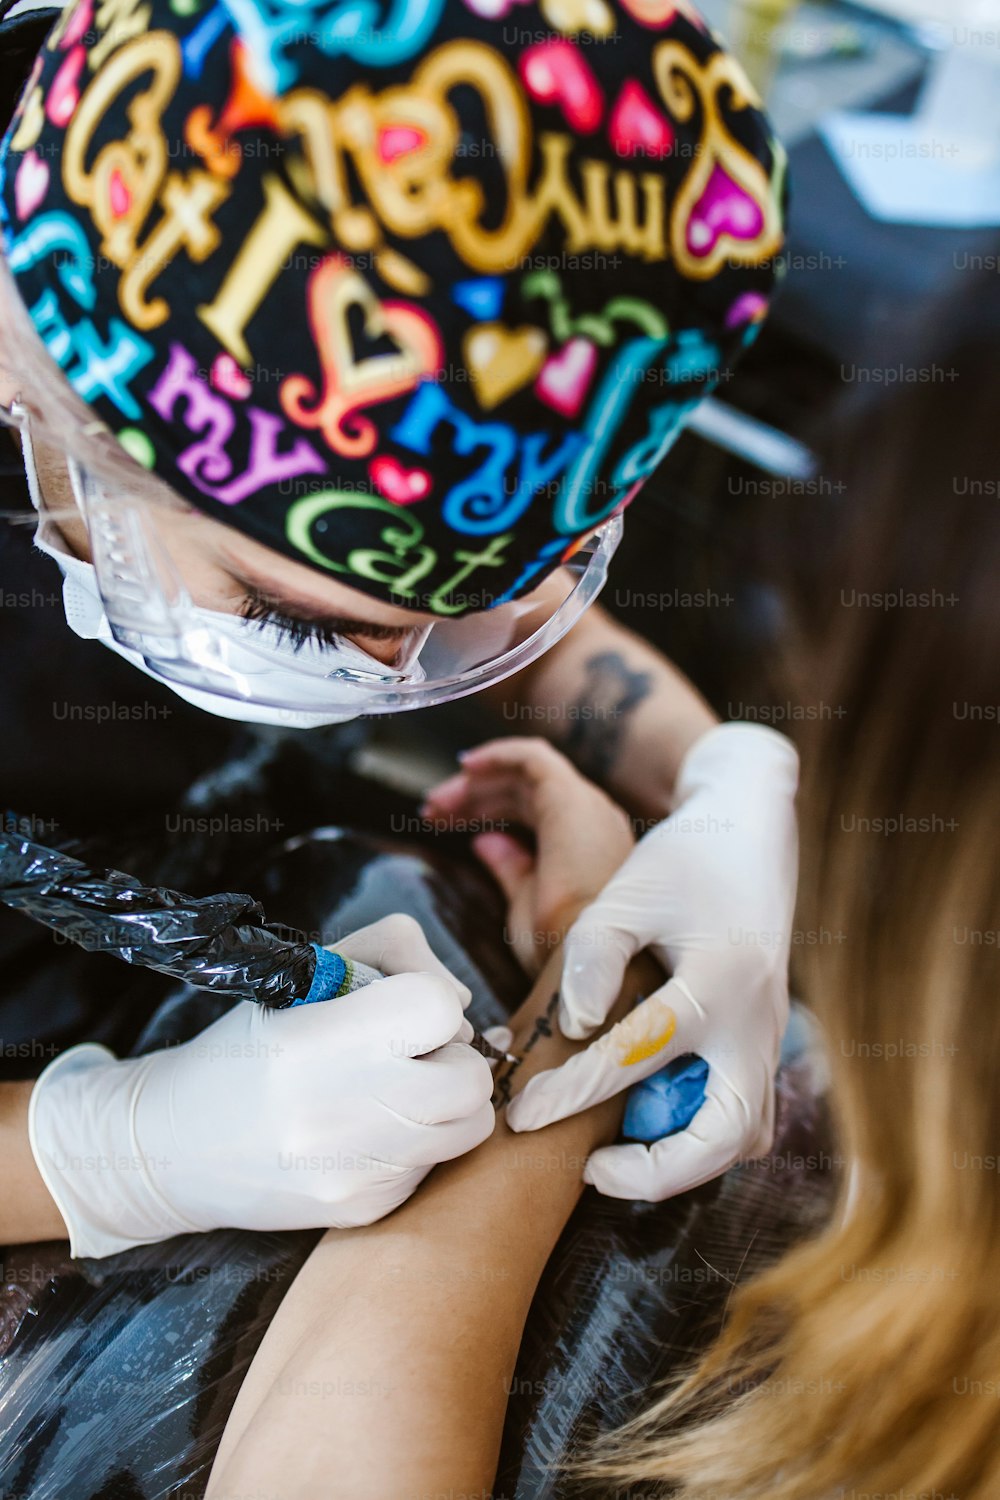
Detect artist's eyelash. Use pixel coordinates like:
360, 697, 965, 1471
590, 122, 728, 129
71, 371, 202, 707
240, 596, 341, 652
238, 592, 402, 652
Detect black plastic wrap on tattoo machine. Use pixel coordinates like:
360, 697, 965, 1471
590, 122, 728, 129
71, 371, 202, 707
0, 784, 834, 1500
0, 820, 317, 1007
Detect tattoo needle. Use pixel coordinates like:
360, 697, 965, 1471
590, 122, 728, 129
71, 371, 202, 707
469, 1031, 519, 1066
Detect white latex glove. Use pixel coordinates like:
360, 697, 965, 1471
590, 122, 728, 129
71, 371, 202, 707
29, 915, 496, 1257
505, 724, 799, 1201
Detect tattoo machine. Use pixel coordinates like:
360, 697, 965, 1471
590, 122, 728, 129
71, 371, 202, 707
0, 819, 513, 1059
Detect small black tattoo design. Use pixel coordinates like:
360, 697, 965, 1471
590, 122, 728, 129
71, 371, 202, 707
492, 991, 560, 1110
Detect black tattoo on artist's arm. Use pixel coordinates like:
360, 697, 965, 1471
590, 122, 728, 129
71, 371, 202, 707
492, 990, 560, 1110
559, 650, 652, 784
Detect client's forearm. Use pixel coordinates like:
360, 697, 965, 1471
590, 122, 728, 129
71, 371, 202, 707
207, 947, 658, 1500
0, 1080, 68, 1244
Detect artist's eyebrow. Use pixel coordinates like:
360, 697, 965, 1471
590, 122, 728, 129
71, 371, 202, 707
230, 570, 410, 641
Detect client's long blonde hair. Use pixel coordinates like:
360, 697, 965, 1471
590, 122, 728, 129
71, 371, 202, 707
582, 337, 1000, 1498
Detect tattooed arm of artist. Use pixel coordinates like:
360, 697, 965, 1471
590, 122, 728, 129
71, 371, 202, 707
487, 602, 718, 819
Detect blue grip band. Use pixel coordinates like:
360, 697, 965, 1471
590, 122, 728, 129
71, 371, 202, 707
622, 1054, 710, 1142
291, 944, 348, 1006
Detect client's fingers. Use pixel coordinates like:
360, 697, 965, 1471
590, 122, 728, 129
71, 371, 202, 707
457, 738, 575, 779
420, 767, 469, 815
423, 739, 578, 830
471, 831, 535, 906
422, 769, 536, 832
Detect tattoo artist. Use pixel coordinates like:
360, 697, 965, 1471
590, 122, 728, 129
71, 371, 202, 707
0, 0, 799, 1253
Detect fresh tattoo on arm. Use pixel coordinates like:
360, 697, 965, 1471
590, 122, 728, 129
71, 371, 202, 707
492, 990, 560, 1109
560, 650, 653, 784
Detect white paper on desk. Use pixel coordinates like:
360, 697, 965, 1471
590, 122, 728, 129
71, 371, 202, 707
852, 0, 1000, 25
821, 111, 1000, 227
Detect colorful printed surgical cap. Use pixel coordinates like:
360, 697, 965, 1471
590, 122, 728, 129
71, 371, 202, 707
0, 0, 785, 615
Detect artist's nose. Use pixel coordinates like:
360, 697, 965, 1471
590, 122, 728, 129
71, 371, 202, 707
346, 631, 414, 668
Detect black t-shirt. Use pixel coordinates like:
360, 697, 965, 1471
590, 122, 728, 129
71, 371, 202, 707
0, 8, 253, 1060
0, 3, 242, 819
0, 436, 241, 829
0, 430, 249, 1066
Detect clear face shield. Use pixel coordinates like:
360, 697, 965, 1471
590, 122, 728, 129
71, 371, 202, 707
0, 401, 621, 724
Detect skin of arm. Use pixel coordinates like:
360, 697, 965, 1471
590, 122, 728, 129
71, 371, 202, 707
208, 743, 650, 1500
0, 1081, 69, 1243
486, 602, 718, 820
207, 945, 663, 1500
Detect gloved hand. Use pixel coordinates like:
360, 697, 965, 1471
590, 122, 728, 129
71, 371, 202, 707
29, 915, 496, 1257
504, 724, 800, 1200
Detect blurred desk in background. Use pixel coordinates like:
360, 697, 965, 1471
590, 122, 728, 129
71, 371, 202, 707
699, 0, 1000, 363
698, 0, 927, 145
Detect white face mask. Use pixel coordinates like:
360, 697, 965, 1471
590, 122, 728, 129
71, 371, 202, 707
31, 523, 369, 729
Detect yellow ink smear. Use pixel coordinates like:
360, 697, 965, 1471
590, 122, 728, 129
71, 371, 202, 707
616, 997, 677, 1067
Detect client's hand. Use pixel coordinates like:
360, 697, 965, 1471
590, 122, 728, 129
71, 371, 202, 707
424, 737, 635, 975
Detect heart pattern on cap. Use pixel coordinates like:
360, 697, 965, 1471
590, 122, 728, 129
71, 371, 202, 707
453, 277, 505, 322
462, 0, 530, 16
534, 337, 598, 418
621, 0, 706, 27
0, 0, 784, 618
378, 125, 427, 162
108, 169, 132, 219
519, 41, 604, 133
463, 324, 548, 409
369, 454, 433, 504
609, 80, 675, 158
59, 0, 94, 50
10, 87, 45, 153
686, 161, 765, 259
14, 150, 50, 221
46, 46, 85, 129
211, 353, 253, 400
